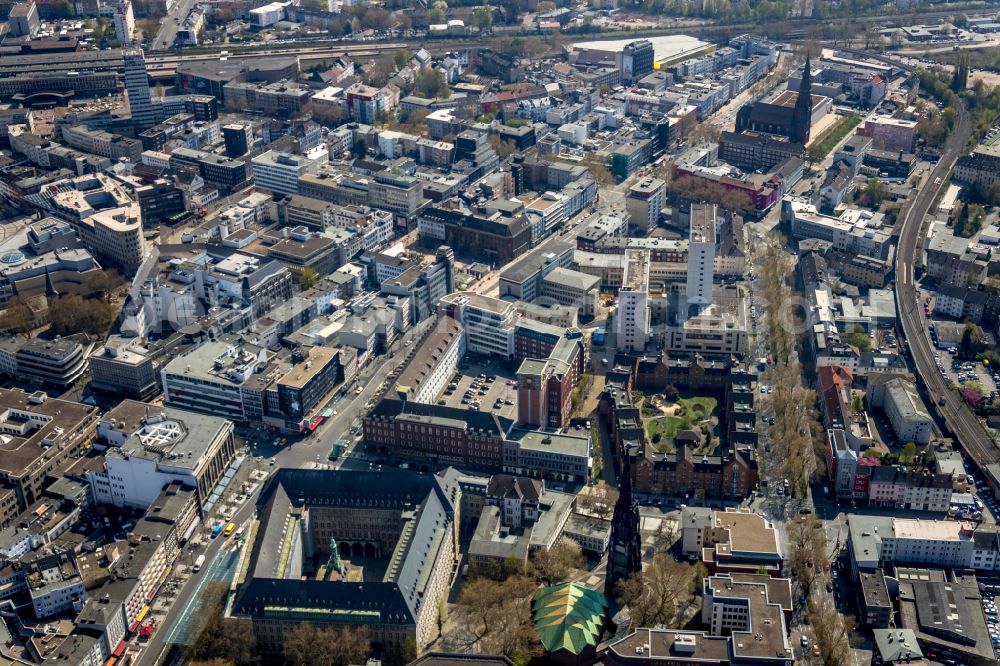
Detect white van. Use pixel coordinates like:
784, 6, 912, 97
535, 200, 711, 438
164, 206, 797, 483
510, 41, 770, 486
193, 554, 206, 573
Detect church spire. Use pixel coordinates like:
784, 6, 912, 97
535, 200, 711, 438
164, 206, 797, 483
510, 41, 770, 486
43, 267, 58, 298
605, 443, 642, 597
794, 54, 813, 145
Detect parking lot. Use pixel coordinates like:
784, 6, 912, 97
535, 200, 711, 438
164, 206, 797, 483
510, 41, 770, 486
437, 361, 518, 421
929, 344, 1000, 399
985, 584, 1000, 653
974, 474, 1000, 515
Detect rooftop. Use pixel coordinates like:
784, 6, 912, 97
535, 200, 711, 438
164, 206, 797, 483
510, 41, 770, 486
0, 389, 97, 478
277, 346, 339, 391
532, 583, 608, 656
506, 429, 591, 460
234, 468, 459, 628
606, 628, 731, 663
101, 400, 231, 470
622, 249, 649, 292
710, 510, 781, 559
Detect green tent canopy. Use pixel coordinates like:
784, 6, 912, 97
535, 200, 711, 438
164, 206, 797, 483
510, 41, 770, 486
532, 582, 608, 655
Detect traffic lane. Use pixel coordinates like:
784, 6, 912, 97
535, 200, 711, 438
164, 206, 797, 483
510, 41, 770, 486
151, 0, 196, 51
137, 494, 258, 666
273, 319, 437, 470
140, 322, 432, 662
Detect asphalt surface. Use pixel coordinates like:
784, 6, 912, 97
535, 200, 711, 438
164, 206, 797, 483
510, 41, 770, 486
893, 91, 999, 468
151, 0, 199, 52
138, 318, 435, 666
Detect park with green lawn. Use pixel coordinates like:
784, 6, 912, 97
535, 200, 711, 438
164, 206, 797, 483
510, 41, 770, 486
636, 392, 720, 454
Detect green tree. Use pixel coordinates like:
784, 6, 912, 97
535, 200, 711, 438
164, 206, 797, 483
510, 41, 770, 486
952, 52, 970, 92
52, 0, 74, 18
960, 323, 975, 359
413, 68, 450, 98
859, 178, 885, 209
536, 0, 556, 12
844, 325, 872, 352
428, 6, 446, 23
473, 5, 494, 32
300, 267, 320, 290
394, 48, 410, 69
899, 442, 917, 466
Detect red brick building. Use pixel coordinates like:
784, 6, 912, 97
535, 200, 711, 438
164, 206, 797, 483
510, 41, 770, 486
632, 444, 758, 500
515, 335, 583, 430
363, 399, 511, 468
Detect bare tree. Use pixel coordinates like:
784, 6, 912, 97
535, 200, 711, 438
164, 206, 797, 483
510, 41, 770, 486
454, 575, 540, 661
283, 623, 370, 666
808, 595, 855, 665
580, 155, 614, 186
787, 515, 827, 595
48, 293, 115, 336
576, 482, 618, 520
186, 584, 257, 666
529, 540, 585, 585
488, 135, 516, 159
616, 554, 700, 627
0, 296, 37, 337
305, 102, 347, 128
84, 269, 124, 302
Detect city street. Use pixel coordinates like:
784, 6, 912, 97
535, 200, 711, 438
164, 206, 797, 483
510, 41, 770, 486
138, 317, 435, 665
150, 0, 197, 51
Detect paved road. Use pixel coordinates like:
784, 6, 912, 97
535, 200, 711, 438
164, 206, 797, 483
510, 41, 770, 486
151, 0, 199, 52
139, 497, 255, 665
139, 317, 434, 665
893, 87, 999, 468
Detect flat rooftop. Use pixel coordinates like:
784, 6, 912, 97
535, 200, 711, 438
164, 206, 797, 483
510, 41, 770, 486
572, 34, 711, 64
893, 518, 975, 541
690, 204, 716, 244
440, 291, 516, 316
277, 346, 339, 390
622, 249, 649, 292
711, 510, 781, 558
607, 628, 731, 663
507, 429, 590, 459
0, 389, 97, 477
102, 401, 231, 469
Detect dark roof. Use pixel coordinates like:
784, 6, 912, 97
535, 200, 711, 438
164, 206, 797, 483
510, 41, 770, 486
235, 469, 460, 627
370, 398, 514, 438
487, 474, 541, 502
912, 581, 978, 646
869, 466, 952, 489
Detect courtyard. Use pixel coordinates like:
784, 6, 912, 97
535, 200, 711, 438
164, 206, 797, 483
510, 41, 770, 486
639, 393, 720, 454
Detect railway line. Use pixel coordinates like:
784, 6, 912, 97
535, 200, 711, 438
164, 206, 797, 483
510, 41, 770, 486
891, 68, 1000, 469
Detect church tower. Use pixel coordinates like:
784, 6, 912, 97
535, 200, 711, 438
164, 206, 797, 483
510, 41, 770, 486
605, 444, 642, 597
793, 54, 813, 145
